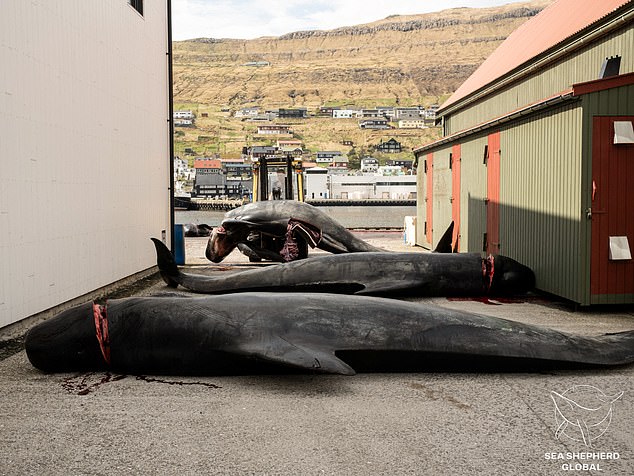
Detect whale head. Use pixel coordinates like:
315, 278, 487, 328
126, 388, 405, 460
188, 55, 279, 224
25, 303, 106, 372
205, 224, 242, 263
489, 255, 536, 295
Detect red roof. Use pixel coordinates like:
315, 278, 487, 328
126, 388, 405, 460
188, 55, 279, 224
441, 0, 631, 110
194, 159, 222, 169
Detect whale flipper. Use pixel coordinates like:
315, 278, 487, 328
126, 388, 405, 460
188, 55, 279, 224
235, 338, 356, 375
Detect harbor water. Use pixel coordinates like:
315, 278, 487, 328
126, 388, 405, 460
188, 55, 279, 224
175, 205, 417, 229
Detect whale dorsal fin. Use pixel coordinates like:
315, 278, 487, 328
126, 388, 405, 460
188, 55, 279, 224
234, 337, 356, 375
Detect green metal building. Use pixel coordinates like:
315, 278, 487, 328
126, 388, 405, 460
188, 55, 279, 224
414, 0, 634, 305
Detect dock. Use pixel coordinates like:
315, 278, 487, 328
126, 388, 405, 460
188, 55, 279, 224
189, 198, 245, 211
305, 198, 416, 206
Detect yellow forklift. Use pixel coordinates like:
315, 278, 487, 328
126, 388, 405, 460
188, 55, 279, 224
252, 155, 304, 202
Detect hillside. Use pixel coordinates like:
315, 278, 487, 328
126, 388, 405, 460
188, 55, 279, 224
173, 0, 553, 108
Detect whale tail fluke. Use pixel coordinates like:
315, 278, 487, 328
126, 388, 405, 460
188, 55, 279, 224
151, 238, 180, 288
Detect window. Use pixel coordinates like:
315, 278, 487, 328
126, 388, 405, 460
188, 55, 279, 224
599, 55, 621, 79
129, 0, 143, 16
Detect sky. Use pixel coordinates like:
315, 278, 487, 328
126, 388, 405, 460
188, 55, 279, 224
172, 0, 532, 41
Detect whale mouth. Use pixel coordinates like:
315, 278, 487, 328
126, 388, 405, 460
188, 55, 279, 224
206, 229, 239, 263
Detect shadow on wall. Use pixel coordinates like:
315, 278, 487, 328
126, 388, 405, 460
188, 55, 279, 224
466, 195, 585, 303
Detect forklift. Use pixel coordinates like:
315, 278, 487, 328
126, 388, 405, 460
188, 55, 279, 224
245, 155, 306, 261
251, 155, 304, 202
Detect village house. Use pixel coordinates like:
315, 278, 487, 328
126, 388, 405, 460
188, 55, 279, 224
332, 156, 349, 168
360, 119, 390, 129
278, 108, 307, 119
315, 150, 344, 164
360, 157, 379, 173
394, 107, 422, 120
319, 106, 339, 116
276, 139, 303, 149
174, 110, 194, 119
193, 159, 223, 196
333, 109, 358, 119
375, 138, 402, 153
398, 119, 428, 129
246, 146, 278, 159
174, 157, 195, 181
256, 124, 293, 135
235, 107, 260, 118
377, 106, 396, 119
360, 109, 386, 119
386, 159, 414, 172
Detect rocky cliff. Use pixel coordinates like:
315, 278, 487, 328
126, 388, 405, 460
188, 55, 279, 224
173, 0, 552, 108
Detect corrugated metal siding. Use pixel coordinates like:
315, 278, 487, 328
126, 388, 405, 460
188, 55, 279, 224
416, 157, 427, 247
432, 147, 453, 249
451, 144, 461, 251
425, 153, 434, 245
486, 132, 501, 255
457, 137, 489, 252
0, 1, 170, 327
445, 25, 634, 135
500, 103, 584, 303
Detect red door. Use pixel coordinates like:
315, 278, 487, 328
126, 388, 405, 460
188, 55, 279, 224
451, 144, 461, 251
590, 116, 634, 300
486, 132, 501, 255
425, 152, 433, 245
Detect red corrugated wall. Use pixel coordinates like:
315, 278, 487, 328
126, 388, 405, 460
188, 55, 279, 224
591, 116, 634, 299
486, 132, 501, 255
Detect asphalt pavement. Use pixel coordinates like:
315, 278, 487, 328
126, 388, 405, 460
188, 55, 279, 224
1, 233, 633, 475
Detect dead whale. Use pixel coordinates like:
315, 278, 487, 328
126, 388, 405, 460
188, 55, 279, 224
205, 200, 382, 263
25, 293, 634, 375
154, 238, 535, 296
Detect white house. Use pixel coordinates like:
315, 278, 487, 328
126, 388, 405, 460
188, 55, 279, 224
235, 107, 260, 118
304, 168, 329, 199
398, 120, 428, 129
360, 157, 379, 173
333, 109, 358, 119
174, 110, 194, 119
0, 1, 171, 330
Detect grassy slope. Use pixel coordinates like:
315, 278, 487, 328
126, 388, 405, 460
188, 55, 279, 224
172, 1, 552, 163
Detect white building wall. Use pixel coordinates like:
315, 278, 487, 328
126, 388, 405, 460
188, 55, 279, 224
0, 1, 171, 328
305, 170, 329, 199
328, 175, 417, 200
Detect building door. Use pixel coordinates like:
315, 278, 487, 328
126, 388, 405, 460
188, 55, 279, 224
451, 144, 461, 251
486, 132, 501, 255
425, 152, 433, 245
590, 116, 634, 303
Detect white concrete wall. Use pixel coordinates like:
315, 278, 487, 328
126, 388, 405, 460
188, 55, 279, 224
305, 171, 329, 199
328, 176, 417, 200
0, 1, 171, 328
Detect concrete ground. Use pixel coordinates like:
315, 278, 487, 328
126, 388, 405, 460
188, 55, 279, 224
1, 232, 633, 475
